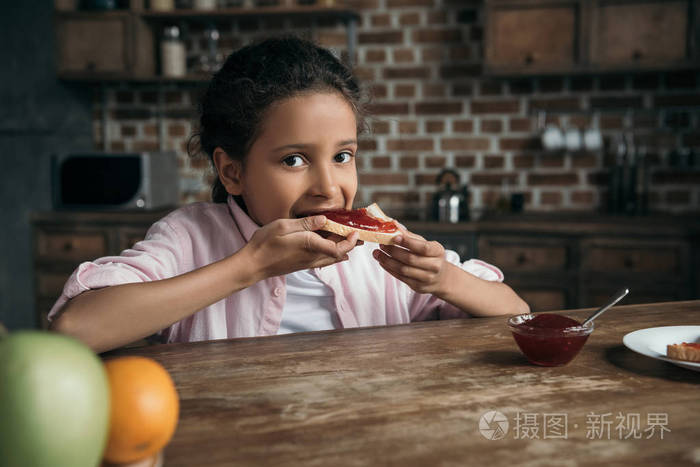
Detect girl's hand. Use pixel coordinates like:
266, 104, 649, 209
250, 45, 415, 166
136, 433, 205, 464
244, 215, 361, 280
372, 228, 449, 295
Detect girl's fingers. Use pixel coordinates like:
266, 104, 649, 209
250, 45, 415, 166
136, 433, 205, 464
378, 244, 441, 273
396, 224, 426, 241
289, 217, 364, 250
391, 233, 443, 258
373, 249, 432, 282
305, 230, 360, 260
310, 254, 350, 269
304, 232, 344, 257
273, 216, 327, 236
378, 260, 419, 290
319, 231, 364, 246
335, 231, 360, 255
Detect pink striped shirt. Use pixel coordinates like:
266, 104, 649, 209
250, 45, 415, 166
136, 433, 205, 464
48, 197, 504, 343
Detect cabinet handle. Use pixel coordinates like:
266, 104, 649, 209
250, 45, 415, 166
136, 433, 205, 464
516, 253, 527, 265
632, 50, 643, 61
62, 241, 74, 252
524, 53, 535, 65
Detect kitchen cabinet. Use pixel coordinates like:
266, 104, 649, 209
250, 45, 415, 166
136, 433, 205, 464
477, 233, 577, 311
484, 0, 582, 75
484, 0, 699, 75
578, 236, 691, 307
32, 210, 168, 329
54, 3, 360, 82
590, 0, 691, 69
409, 215, 699, 313
55, 11, 155, 78
695, 232, 700, 301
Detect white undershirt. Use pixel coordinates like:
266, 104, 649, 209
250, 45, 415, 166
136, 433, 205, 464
277, 269, 340, 335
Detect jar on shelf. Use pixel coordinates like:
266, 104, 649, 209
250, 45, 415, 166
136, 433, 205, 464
190, 24, 224, 74
193, 0, 218, 9
150, 0, 175, 10
161, 25, 187, 77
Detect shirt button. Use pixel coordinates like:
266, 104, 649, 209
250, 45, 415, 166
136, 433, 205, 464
273, 287, 283, 297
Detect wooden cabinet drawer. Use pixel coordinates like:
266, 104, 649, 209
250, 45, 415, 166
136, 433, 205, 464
55, 12, 154, 77
478, 236, 570, 271
518, 288, 568, 312
32, 210, 167, 331
582, 286, 685, 308
56, 14, 129, 74
485, 2, 578, 71
36, 230, 107, 262
581, 239, 687, 274
36, 271, 72, 298
591, 0, 689, 67
695, 236, 700, 298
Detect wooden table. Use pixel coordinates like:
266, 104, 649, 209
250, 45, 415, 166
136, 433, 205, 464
108, 301, 700, 466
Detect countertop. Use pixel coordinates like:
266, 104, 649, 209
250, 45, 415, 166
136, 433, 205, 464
107, 300, 700, 466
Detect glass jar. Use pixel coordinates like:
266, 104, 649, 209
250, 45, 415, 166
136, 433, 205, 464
150, 0, 175, 10
161, 25, 186, 77
193, 0, 217, 9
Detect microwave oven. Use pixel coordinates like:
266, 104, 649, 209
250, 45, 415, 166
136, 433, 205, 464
51, 151, 179, 210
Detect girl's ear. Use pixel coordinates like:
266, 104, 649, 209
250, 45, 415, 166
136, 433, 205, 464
213, 147, 243, 196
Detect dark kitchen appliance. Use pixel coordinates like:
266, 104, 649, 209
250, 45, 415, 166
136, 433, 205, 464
52, 151, 179, 210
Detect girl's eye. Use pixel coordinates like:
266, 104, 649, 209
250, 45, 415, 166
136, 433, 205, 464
334, 151, 354, 164
282, 154, 305, 167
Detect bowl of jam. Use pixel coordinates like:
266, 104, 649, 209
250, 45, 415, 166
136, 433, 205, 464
508, 313, 594, 366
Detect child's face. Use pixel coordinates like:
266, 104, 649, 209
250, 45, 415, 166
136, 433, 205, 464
235, 91, 359, 225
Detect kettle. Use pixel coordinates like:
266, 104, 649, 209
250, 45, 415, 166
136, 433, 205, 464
432, 168, 470, 223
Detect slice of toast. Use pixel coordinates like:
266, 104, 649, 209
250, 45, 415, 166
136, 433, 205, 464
666, 343, 700, 363
320, 203, 401, 245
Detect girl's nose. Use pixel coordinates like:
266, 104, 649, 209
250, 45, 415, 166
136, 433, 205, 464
309, 163, 339, 198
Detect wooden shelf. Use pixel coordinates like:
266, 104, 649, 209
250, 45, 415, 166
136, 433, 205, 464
55, 5, 360, 84
54, 9, 131, 18
140, 6, 360, 21
58, 72, 211, 84
55, 6, 360, 21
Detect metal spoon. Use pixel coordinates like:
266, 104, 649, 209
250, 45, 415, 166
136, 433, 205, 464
581, 288, 629, 327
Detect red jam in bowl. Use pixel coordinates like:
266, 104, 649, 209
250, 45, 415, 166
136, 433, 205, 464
508, 313, 594, 366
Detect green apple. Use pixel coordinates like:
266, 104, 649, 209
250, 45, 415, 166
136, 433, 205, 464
0, 331, 110, 467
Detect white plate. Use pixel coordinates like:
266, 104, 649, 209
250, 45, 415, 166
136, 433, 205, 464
623, 326, 700, 372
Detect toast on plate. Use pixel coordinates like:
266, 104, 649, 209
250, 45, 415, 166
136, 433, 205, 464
666, 342, 700, 362
319, 203, 401, 245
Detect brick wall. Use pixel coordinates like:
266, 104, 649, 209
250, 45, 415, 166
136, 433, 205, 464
93, 0, 700, 219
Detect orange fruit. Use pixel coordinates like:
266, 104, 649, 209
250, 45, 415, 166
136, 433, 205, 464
102, 356, 179, 464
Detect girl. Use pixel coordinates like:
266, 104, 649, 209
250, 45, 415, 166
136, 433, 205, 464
49, 37, 528, 353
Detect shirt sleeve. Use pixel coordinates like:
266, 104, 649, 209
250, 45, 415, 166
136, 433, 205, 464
46, 219, 187, 322
409, 249, 504, 322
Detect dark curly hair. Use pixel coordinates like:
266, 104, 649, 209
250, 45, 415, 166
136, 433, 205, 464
189, 35, 367, 203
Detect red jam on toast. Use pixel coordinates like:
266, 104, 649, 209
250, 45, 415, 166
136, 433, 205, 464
321, 208, 398, 233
